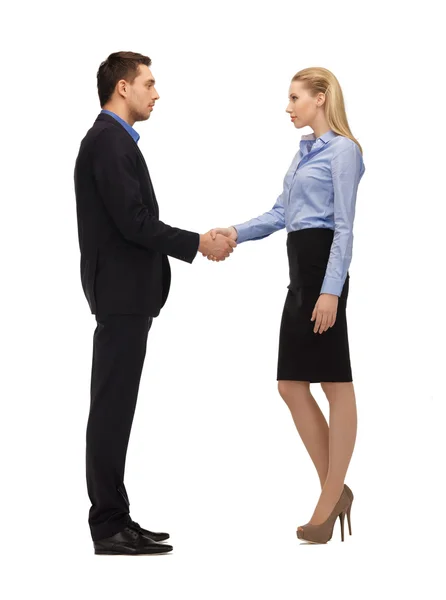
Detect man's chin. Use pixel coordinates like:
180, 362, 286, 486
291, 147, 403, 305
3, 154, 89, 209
133, 113, 150, 123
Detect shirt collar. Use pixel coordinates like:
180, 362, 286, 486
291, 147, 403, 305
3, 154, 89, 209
101, 109, 140, 144
301, 129, 337, 144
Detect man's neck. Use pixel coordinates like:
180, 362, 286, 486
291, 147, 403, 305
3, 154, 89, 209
103, 105, 134, 126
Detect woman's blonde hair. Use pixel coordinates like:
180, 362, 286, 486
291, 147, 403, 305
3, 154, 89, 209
292, 67, 363, 155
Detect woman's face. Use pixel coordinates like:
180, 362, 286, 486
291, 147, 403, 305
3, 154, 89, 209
286, 80, 322, 129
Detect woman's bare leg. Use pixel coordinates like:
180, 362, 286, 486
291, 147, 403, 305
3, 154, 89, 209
278, 380, 329, 488
305, 381, 357, 525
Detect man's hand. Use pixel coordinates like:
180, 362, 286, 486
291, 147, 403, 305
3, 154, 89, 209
199, 231, 236, 261
311, 294, 339, 334
206, 227, 238, 262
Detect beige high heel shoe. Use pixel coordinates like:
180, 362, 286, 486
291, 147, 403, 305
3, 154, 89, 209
328, 484, 353, 541
296, 487, 352, 544
343, 484, 354, 537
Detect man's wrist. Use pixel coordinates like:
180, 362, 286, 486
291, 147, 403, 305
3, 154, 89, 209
198, 234, 206, 254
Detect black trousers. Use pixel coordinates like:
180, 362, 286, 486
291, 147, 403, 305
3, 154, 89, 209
86, 314, 153, 541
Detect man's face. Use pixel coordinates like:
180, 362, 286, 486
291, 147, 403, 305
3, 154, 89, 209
125, 65, 160, 122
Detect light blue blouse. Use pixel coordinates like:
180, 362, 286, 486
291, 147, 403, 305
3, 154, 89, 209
233, 130, 365, 296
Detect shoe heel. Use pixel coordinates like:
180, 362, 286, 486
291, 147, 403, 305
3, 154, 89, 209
338, 511, 346, 542
346, 502, 353, 536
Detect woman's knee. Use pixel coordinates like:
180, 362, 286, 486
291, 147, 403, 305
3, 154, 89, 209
278, 380, 309, 403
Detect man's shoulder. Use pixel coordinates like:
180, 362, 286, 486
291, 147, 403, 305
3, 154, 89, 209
81, 115, 137, 155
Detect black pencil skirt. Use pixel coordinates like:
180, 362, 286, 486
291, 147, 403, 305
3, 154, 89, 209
277, 228, 353, 383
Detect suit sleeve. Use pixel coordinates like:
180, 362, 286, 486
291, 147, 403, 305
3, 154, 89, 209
91, 129, 200, 263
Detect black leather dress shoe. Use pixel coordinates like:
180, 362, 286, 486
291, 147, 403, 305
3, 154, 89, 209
94, 526, 173, 555
129, 520, 170, 542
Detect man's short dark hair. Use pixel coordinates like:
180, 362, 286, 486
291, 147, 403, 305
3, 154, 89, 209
97, 51, 152, 107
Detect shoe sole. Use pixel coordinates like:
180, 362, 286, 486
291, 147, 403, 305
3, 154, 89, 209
95, 549, 173, 555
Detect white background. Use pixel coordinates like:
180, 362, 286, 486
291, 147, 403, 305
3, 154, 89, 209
1, 0, 445, 598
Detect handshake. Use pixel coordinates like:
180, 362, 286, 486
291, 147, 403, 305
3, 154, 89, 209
198, 226, 238, 262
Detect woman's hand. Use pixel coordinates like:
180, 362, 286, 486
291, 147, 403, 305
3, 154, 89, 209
311, 293, 338, 334
206, 227, 238, 261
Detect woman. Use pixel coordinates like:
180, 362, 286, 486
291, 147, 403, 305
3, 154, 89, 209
208, 67, 365, 544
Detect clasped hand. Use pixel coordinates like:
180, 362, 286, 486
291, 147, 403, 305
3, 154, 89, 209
198, 226, 238, 262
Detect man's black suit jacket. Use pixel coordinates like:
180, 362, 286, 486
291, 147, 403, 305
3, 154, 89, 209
74, 113, 200, 317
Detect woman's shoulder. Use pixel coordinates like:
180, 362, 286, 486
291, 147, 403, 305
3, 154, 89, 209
331, 135, 363, 165
331, 135, 359, 152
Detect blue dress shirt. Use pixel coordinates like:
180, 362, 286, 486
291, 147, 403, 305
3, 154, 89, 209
101, 109, 140, 144
233, 130, 365, 296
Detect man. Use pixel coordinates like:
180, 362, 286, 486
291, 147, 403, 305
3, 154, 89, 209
74, 51, 235, 556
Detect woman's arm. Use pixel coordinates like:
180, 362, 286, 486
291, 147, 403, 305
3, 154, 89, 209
321, 142, 364, 296
224, 191, 286, 244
